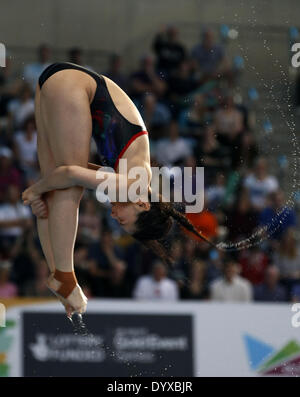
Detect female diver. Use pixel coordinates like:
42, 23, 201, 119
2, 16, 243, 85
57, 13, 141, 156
22, 62, 212, 316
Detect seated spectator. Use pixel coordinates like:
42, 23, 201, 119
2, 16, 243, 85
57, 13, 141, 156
133, 260, 179, 300
0, 259, 18, 298
291, 284, 300, 303
138, 93, 171, 137
67, 47, 93, 71
210, 259, 252, 302
0, 57, 23, 118
87, 229, 124, 295
152, 25, 186, 78
273, 228, 300, 280
206, 173, 226, 211
238, 246, 269, 285
23, 259, 52, 297
23, 44, 51, 91
8, 82, 35, 130
259, 190, 297, 241
239, 131, 258, 169
130, 54, 166, 100
254, 265, 288, 302
0, 184, 32, 251
191, 28, 231, 82
181, 259, 209, 300
244, 157, 279, 210
155, 120, 191, 166
102, 260, 133, 298
168, 239, 187, 283
214, 93, 246, 169
0, 56, 21, 95
194, 125, 231, 183
179, 93, 212, 135
167, 59, 197, 116
10, 230, 39, 293
78, 197, 102, 243
13, 114, 38, 181
0, 147, 22, 200
206, 248, 224, 283
226, 188, 258, 242
105, 54, 128, 91
72, 244, 94, 299
214, 94, 245, 140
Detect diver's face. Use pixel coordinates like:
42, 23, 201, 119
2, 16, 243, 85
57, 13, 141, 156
110, 202, 150, 233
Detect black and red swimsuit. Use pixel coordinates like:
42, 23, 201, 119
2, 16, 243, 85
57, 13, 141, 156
38, 62, 148, 170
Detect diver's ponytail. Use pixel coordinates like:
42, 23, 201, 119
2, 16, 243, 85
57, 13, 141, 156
166, 206, 218, 249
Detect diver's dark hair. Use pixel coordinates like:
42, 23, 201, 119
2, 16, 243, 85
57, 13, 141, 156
133, 194, 217, 267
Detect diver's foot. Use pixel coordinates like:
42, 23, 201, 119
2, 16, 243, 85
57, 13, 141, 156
47, 271, 88, 317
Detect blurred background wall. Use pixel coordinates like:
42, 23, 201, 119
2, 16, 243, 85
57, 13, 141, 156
1, 0, 299, 70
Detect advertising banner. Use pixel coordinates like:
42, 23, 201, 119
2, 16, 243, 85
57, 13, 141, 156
1, 300, 299, 377
23, 311, 194, 377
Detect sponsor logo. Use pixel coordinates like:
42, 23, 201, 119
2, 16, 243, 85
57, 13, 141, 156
29, 333, 106, 362
243, 334, 300, 376
0, 319, 15, 377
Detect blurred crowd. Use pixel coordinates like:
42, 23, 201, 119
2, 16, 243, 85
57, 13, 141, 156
0, 26, 299, 304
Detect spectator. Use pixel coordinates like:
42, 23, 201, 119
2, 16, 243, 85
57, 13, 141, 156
244, 157, 279, 210
0, 57, 22, 119
179, 93, 212, 135
155, 120, 191, 166
214, 93, 245, 168
210, 259, 252, 302
138, 92, 171, 136
238, 246, 269, 285
87, 229, 124, 295
168, 239, 187, 283
23, 259, 52, 297
0, 184, 32, 251
68, 47, 93, 71
130, 54, 166, 100
167, 59, 197, 116
13, 114, 38, 180
78, 197, 102, 243
102, 260, 133, 298
215, 94, 245, 140
181, 259, 209, 300
259, 190, 297, 241
206, 248, 224, 283
254, 265, 288, 302
8, 82, 35, 130
191, 28, 230, 81
0, 259, 18, 298
291, 284, 300, 303
0, 147, 22, 200
23, 44, 51, 91
133, 260, 179, 300
273, 228, 300, 280
10, 230, 40, 293
105, 54, 128, 92
226, 189, 258, 242
206, 173, 226, 211
153, 25, 186, 78
194, 125, 231, 183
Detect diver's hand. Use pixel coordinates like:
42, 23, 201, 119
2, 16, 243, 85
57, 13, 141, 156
30, 198, 48, 219
22, 185, 42, 205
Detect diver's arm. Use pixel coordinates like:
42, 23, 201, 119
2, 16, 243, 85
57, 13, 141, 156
22, 165, 125, 204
